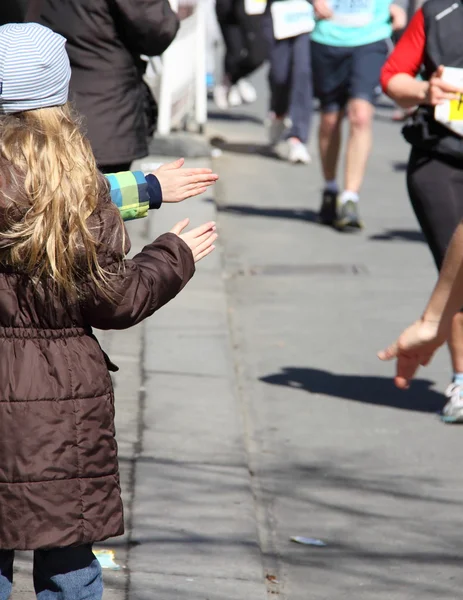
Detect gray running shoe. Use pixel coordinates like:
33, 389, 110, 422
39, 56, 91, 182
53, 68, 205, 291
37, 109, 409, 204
441, 383, 463, 423
335, 199, 364, 231
318, 190, 337, 226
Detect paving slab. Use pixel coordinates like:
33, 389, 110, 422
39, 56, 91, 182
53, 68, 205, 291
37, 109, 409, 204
125, 157, 267, 599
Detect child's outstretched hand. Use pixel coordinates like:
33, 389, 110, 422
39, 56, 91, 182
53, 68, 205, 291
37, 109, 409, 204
153, 158, 219, 203
170, 219, 217, 262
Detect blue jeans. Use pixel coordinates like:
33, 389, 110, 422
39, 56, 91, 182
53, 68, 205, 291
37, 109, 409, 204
0, 545, 103, 600
262, 11, 314, 144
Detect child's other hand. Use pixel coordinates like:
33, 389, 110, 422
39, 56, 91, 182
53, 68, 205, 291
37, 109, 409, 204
153, 158, 219, 203
170, 219, 217, 262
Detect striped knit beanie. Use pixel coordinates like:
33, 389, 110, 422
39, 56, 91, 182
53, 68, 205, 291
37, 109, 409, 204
0, 23, 71, 114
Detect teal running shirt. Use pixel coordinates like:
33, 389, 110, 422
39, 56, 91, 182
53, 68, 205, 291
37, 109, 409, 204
311, 0, 394, 47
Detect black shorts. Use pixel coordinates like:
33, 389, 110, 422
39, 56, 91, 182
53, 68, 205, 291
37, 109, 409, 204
407, 147, 463, 271
311, 39, 389, 112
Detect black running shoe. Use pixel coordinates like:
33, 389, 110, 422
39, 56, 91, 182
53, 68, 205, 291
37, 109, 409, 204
334, 200, 363, 231
318, 190, 337, 226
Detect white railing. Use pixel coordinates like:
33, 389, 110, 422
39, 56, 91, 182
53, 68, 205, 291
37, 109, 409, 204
143, 0, 208, 136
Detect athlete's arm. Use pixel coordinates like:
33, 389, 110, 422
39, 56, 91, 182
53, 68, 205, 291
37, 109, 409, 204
389, 3, 407, 31
312, 0, 333, 19
380, 8, 427, 108
387, 65, 463, 109
422, 221, 463, 328
379, 221, 463, 388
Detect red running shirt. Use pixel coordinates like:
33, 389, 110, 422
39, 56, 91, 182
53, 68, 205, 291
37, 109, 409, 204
380, 8, 426, 92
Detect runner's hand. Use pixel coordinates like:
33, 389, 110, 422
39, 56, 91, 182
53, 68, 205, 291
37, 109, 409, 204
152, 158, 219, 203
389, 3, 407, 30
378, 319, 449, 389
425, 65, 463, 105
170, 219, 218, 262
313, 0, 333, 19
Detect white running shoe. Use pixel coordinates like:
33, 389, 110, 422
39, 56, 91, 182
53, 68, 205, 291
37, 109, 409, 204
441, 383, 463, 423
227, 85, 243, 107
288, 139, 311, 165
268, 117, 287, 147
213, 84, 229, 110
236, 79, 257, 104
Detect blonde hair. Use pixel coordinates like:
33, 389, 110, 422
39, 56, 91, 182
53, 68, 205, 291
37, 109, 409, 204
0, 103, 120, 300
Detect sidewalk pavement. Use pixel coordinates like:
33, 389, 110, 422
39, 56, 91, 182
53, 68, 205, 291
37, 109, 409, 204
12, 155, 267, 600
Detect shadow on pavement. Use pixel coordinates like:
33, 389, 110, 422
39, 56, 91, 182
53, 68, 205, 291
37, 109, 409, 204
369, 229, 425, 243
260, 367, 443, 413
208, 110, 264, 125
216, 203, 320, 224
113, 452, 463, 599
210, 136, 281, 159
392, 161, 408, 171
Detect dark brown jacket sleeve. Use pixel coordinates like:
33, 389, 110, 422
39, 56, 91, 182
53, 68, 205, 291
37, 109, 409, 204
80, 201, 195, 330
113, 0, 180, 57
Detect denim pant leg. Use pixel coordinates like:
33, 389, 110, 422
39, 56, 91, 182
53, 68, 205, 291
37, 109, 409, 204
33, 545, 103, 600
287, 32, 313, 144
0, 550, 14, 600
262, 12, 292, 116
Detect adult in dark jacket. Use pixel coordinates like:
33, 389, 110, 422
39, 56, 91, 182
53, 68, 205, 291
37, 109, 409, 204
0, 0, 27, 24
39, 0, 179, 172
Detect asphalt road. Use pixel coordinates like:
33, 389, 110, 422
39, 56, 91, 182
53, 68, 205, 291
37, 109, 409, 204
209, 69, 463, 599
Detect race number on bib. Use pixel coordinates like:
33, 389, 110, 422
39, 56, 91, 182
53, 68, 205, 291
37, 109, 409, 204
329, 0, 374, 27
271, 0, 315, 39
245, 0, 267, 15
435, 67, 463, 137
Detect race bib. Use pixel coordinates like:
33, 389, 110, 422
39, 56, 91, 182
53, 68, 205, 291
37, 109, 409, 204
329, 0, 374, 27
271, 0, 315, 39
245, 0, 267, 15
435, 67, 463, 138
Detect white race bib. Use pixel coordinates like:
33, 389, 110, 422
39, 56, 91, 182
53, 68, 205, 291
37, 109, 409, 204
271, 0, 315, 40
245, 0, 267, 15
329, 0, 374, 27
435, 67, 463, 138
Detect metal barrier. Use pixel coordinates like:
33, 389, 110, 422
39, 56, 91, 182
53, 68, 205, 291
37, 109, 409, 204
143, 0, 208, 136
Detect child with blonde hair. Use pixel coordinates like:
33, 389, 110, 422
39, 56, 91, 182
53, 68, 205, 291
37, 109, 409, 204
0, 22, 217, 600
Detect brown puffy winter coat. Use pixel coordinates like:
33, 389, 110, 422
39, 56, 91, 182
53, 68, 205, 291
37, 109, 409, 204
0, 159, 194, 550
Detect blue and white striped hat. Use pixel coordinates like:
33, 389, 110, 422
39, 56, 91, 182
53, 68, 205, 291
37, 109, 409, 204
0, 23, 71, 114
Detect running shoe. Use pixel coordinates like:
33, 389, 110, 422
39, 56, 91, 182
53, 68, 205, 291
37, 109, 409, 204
228, 85, 243, 107
288, 140, 311, 165
441, 383, 463, 423
318, 190, 337, 226
213, 84, 229, 110
334, 200, 364, 230
236, 78, 257, 104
